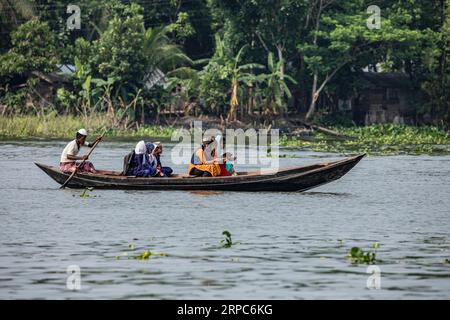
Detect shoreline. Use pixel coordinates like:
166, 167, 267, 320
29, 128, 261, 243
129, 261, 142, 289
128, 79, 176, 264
1, 115, 450, 155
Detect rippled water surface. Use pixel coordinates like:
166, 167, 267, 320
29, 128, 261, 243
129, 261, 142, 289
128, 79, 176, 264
0, 140, 449, 299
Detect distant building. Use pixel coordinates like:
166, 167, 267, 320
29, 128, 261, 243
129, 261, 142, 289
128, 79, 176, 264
22, 70, 72, 110
144, 68, 165, 90
351, 72, 419, 125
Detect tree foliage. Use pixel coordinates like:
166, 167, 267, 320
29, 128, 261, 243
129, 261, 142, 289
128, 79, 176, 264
0, 18, 57, 81
1, 0, 450, 125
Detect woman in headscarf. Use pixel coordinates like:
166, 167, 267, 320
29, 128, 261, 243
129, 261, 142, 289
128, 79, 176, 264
127, 141, 159, 177
187, 137, 221, 177
146, 142, 173, 177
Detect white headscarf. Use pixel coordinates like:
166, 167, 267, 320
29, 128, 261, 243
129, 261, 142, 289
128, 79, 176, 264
135, 140, 147, 154
204, 139, 218, 161
144, 142, 158, 168
215, 134, 223, 160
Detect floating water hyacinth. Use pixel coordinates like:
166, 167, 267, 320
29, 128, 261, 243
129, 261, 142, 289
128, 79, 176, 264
279, 124, 450, 155
136, 250, 151, 260
134, 250, 168, 260
116, 250, 167, 260
74, 187, 97, 198
347, 244, 380, 264
221, 230, 240, 248
221, 230, 233, 248
115, 241, 167, 261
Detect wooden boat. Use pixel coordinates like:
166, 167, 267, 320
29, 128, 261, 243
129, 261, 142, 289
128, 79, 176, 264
35, 154, 365, 192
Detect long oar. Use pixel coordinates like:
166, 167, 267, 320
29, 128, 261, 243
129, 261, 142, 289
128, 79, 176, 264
60, 133, 104, 189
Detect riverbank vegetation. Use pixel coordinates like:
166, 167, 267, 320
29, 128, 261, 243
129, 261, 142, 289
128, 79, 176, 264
281, 124, 450, 155
1, 115, 449, 155
1, 0, 450, 128
0, 114, 177, 139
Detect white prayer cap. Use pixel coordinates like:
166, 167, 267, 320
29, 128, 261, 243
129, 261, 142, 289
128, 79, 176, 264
77, 128, 88, 136
202, 136, 214, 144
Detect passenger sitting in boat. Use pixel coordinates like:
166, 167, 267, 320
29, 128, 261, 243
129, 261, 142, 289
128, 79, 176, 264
188, 137, 221, 177
127, 141, 161, 177
145, 142, 173, 177
219, 152, 237, 176
60, 129, 101, 173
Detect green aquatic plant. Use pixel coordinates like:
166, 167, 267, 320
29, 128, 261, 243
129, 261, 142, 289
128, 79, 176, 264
116, 250, 167, 260
134, 250, 168, 260
78, 187, 96, 198
220, 230, 240, 248
280, 124, 450, 155
347, 244, 380, 264
115, 241, 167, 261
135, 250, 152, 260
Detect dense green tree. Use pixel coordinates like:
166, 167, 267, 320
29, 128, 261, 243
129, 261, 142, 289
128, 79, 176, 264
137, 0, 213, 59
0, 18, 58, 114
1, 0, 450, 125
0, 0, 36, 50
391, 0, 450, 124
209, 0, 312, 115
301, 0, 424, 120
209, 0, 432, 121
68, 1, 194, 124
0, 18, 57, 82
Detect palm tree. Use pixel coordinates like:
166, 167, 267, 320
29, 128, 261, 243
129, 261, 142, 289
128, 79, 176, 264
142, 26, 194, 80
142, 26, 205, 118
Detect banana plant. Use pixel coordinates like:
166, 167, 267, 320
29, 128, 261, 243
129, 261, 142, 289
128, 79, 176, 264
257, 52, 297, 115
227, 44, 265, 121
73, 57, 108, 117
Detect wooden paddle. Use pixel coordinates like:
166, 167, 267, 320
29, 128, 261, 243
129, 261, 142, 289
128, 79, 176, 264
60, 133, 105, 189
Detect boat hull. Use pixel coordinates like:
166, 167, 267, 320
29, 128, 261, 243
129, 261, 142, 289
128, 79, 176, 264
35, 154, 365, 192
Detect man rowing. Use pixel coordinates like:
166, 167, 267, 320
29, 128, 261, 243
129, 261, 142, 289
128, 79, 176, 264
60, 129, 102, 174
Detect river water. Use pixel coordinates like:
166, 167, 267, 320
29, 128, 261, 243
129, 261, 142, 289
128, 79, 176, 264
0, 140, 449, 299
